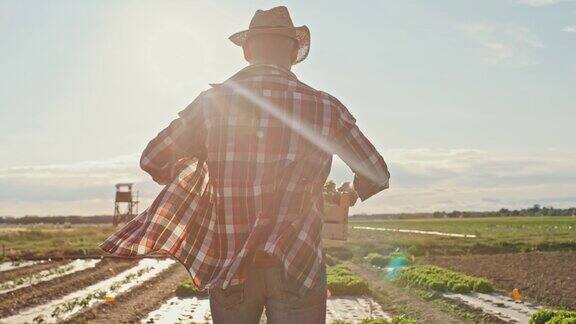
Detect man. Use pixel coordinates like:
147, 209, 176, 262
101, 6, 389, 324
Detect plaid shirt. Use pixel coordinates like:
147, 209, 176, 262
100, 64, 389, 292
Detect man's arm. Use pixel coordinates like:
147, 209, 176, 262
140, 95, 206, 185
333, 102, 390, 201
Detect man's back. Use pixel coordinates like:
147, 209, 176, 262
168, 64, 389, 290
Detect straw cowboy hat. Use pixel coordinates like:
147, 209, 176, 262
229, 6, 310, 64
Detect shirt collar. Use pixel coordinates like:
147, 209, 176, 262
211, 64, 298, 88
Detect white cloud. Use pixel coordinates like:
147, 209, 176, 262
516, 0, 561, 7
0, 154, 162, 216
460, 23, 544, 66
562, 25, 576, 33
2, 149, 576, 216
333, 148, 576, 214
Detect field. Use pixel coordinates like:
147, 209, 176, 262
0, 224, 116, 258
341, 216, 576, 257
0, 216, 574, 323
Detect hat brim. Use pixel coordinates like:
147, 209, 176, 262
229, 25, 310, 64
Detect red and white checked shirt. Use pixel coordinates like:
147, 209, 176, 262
100, 64, 389, 292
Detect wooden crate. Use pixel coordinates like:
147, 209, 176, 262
321, 193, 351, 241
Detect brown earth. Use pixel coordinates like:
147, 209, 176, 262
0, 257, 137, 317
424, 251, 576, 309
0, 260, 68, 282
64, 263, 191, 324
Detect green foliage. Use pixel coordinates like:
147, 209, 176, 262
472, 278, 494, 293
332, 316, 416, 324
51, 266, 152, 318
0, 224, 117, 258
0, 262, 75, 291
427, 280, 447, 292
452, 283, 471, 294
175, 279, 207, 297
398, 265, 494, 294
365, 251, 413, 269
325, 246, 354, 261
327, 265, 369, 296
360, 318, 389, 324
390, 315, 418, 324
324, 180, 341, 205
365, 253, 390, 267
548, 318, 576, 324
530, 309, 576, 324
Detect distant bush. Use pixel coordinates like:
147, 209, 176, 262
398, 265, 494, 294
365, 251, 412, 269
327, 265, 369, 296
325, 246, 354, 261
365, 253, 389, 267
175, 279, 207, 297
530, 309, 576, 324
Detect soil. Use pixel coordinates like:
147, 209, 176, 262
64, 263, 190, 324
344, 262, 477, 324
424, 251, 576, 309
0, 260, 67, 282
0, 257, 137, 317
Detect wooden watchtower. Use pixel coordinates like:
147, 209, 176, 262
113, 183, 139, 226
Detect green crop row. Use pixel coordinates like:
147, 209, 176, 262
175, 279, 207, 297
0, 262, 75, 291
327, 265, 369, 296
397, 265, 494, 294
332, 315, 416, 324
530, 309, 576, 324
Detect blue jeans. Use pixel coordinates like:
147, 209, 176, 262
209, 263, 327, 324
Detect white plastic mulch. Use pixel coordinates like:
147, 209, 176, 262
141, 296, 211, 324
444, 292, 541, 323
326, 296, 391, 323
142, 295, 390, 324
0, 259, 100, 294
0, 260, 43, 272
0, 258, 175, 324
353, 226, 477, 238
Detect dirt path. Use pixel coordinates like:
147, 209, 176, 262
65, 263, 190, 324
0, 258, 136, 317
344, 262, 474, 324
0, 260, 67, 282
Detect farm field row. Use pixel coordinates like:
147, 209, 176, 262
424, 251, 576, 310
2, 216, 574, 258
0, 258, 395, 324
1, 217, 574, 323
324, 217, 576, 261
1, 255, 572, 323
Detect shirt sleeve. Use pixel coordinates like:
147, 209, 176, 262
140, 94, 206, 185
333, 101, 390, 201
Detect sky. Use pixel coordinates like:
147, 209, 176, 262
1, 0, 575, 216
